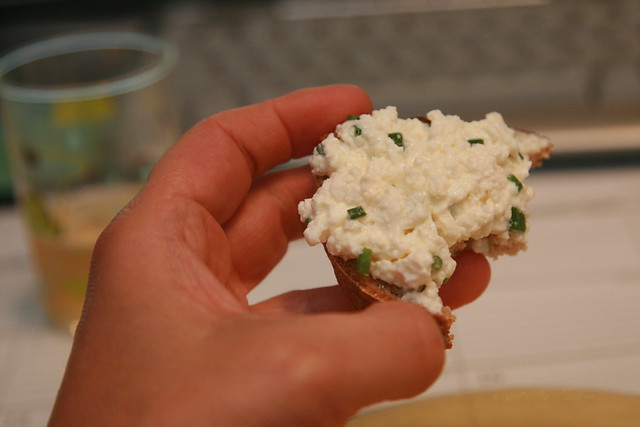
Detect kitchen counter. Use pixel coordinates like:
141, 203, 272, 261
1, 166, 639, 424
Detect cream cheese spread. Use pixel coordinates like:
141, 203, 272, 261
298, 107, 549, 313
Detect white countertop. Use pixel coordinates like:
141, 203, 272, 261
2, 167, 640, 424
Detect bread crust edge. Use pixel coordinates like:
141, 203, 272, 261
324, 246, 456, 349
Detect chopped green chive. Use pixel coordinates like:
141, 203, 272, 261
347, 114, 360, 120
356, 248, 372, 275
388, 132, 404, 148
431, 255, 443, 271
353, 125, 362, 136
509, 207, 526, 232
518, 152, 524, 160
468, 138, 485, 145
347, 206, 366, 219
507, 174, 523, 192
304, 218, 312, 225
315, 144, 325, 156
416, 284, 426, 293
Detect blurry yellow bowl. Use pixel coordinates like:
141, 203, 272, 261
347, 388, 640, 427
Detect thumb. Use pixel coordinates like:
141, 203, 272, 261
280, 301, 445, 421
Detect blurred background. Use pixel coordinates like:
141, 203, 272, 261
2, 0, 639, 201
0, 0, 639, 425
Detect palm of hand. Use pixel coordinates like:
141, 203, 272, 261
50, 86, 490, 426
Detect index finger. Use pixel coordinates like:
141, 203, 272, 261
145, 85, 372, 223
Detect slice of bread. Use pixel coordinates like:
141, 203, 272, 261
299, 109, 552, 348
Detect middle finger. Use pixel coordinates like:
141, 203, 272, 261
223, 166, 316, 294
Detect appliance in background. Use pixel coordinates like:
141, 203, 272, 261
165, 0, 639, 159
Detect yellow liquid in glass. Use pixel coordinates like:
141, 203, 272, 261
28, 184, 139, 333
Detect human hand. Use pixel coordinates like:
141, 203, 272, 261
49, 85, 491, 426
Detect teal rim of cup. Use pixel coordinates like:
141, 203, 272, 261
0, 32, 179, 103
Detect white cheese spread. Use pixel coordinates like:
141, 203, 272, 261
298, 107, 549, 313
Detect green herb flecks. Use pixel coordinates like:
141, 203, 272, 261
509, 207, 526, 232
356, 248, 372, 275
468, 138, 485, 145
416, 284, 426, 293
347, 206, 366, 220
347, 114, 360, 120
507, 174, 523, 192
518, 152, 524, 160
353, 125, 362, 136
315, 144, 325, 156
431, 255, 443, 271
304, 218, 312, 225
388, 132, 404, 148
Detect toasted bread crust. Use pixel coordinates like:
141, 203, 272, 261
530, 141, 553, 168
325, 246, 456, 348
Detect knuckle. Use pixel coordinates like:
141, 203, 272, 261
273, 340, 331, 391
266, 339, 352, 425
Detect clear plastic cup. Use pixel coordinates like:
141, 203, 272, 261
0, 32, 180, 333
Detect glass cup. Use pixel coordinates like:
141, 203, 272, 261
0, 32, 180, 333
